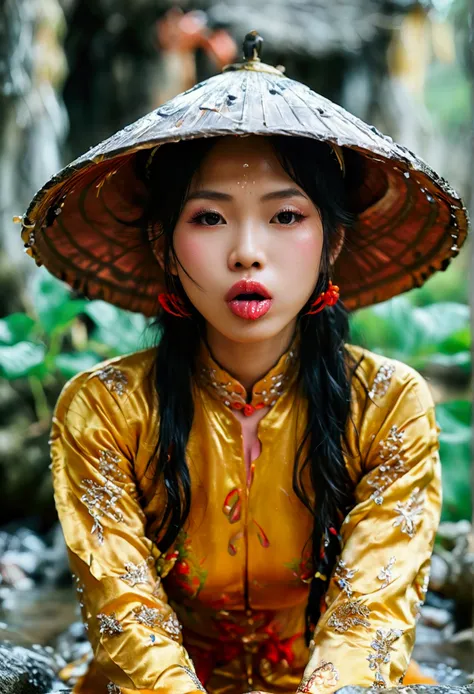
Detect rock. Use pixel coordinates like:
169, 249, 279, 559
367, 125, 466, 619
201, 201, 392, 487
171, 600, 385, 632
429, 554, 450, 593
419, 605, 453, 630
0, 641, 60, 694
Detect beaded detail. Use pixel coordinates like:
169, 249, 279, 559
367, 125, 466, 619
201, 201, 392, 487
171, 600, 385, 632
180, 666, 206, 692
367, 628, 403, 687
107, 684, 121, 694
97, 366, 128, 396
369, 363, 395, 401
334, 560, 358, 598
119, 560, 152, 587
297, 660, 340, 693
393, 487, 425, 537
133, 605, 162, 627
80, 451, 125, 544
368, 426, 406, 505
378, 557, 397, 589
196, 337, 299, 415
161, 613, 182, 640
327, 599, 371, 633
97, 612, 123, 637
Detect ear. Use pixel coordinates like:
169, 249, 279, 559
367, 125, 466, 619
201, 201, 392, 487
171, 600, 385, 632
329, 226, 345, 266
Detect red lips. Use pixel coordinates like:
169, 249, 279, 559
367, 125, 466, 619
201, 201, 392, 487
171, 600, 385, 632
225, 279, 272, 301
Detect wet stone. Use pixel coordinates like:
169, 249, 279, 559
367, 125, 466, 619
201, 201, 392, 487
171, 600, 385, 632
0, 641, 70, 693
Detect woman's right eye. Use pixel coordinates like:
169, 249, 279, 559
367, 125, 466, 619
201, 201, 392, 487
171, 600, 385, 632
191, 211, 224, 226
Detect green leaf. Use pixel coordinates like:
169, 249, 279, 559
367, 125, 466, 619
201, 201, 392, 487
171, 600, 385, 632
83, 301, 150, 355
0, 342, 46, 379
0, 314, 36, 345
54, 351, 103, 379
32, 269, 86, 335
436, 400, 472, 522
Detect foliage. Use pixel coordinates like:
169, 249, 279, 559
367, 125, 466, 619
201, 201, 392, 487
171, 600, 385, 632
350, 261, 471, 522
0, 269, 152, 419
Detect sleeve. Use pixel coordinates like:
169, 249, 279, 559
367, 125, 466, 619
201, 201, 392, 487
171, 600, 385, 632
297, 368, 442, 693
50, 369, 206, 694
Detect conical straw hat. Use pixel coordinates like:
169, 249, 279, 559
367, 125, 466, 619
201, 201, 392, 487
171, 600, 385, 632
17, 31, 468, 316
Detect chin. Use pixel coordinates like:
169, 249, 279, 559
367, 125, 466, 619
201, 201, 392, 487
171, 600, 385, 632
205, 311, 295, 345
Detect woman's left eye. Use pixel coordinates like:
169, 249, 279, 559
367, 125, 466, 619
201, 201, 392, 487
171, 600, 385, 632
273, 210, 305, 225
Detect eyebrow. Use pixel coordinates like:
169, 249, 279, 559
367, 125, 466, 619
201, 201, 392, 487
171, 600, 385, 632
186, 187, 307, 203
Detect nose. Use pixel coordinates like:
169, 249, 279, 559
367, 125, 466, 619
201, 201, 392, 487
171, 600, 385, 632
228, 224, 267, 271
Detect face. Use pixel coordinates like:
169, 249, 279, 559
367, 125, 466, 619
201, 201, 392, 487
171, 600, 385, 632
168, 136, 335, 345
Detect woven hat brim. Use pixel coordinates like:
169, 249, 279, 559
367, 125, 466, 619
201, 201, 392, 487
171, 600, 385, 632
20, 69, 468, 315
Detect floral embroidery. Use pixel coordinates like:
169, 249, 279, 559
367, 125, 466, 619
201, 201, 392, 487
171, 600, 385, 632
367, 628, 403, 687
98, 450, 125, 480
228, 530, 243, 556
170, 529, 208, 598
297, 660, 340, 693
393, 487, 424, 537
197, 344, 298, 412
133, 605, 162, 627
97, 366, 128, 396
285, 547, 314, 584
253, 519, 270, 547
144, 613, 182, 640
180, 666, 206, 692
80, 478, 124, 544
368, 425, 406, 505
97, 612, 123, 637
369, 363, 395, 401
222, 488, 242, 523
378, 557, 396, 589
107, 684, 121, 694
71, 573, 85, 608
334, 559, 358, 597
119, 560, 151, 587
327, 599, 371, 633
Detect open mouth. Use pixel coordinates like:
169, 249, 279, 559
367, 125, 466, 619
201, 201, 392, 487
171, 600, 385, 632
233, 292, 266, 301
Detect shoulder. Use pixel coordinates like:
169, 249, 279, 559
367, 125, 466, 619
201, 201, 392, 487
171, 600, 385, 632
53, 346, 158, 424
345, 343, 435, 415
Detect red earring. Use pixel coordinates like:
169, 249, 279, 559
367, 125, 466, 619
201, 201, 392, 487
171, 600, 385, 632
305, 280, 340, 316
158, 292, 191, 318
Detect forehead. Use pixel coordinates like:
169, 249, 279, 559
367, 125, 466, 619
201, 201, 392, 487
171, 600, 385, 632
190, 136, 293, 188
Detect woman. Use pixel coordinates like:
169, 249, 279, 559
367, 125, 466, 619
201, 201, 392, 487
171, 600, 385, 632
18, 32, 468, 694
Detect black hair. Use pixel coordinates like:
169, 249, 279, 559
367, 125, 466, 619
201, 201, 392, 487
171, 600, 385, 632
138, 135, 365, 645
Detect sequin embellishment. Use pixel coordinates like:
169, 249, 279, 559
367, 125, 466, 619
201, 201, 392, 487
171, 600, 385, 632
327, 599, 371, 633
367, 628, 403, 687
80, 450, 125, 544
107, 684, 121, 694
369, 363, 395, 401
97, 612, 123, 637
180, 666, 206, 692
368, 426, 406, 505
133, 605, 161, 627
378, 557, 396, 589
120, 560, 151, 587
393, 487, 425, 537
97, 366, 128, 396
334, 560, 358, 598
161, 614, 182, 640
297, 660, 340, 693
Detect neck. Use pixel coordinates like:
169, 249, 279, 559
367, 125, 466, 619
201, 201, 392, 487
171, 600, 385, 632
204, 320, 297, 395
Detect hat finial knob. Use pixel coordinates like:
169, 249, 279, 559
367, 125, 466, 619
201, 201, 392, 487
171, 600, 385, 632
243, 31, 263, 62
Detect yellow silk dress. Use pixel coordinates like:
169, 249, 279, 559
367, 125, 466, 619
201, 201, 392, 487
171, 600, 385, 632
50, 337, 441, 694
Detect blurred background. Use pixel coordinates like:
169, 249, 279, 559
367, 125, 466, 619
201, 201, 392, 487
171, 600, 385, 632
0, 0, 472, 690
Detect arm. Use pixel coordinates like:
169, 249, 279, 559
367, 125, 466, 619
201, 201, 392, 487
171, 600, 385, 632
298, 369, 441, 693
51, 368, 205, 693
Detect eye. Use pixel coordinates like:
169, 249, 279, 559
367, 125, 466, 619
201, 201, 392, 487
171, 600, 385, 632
190, 210, 224, 226
273, 209, 306, 225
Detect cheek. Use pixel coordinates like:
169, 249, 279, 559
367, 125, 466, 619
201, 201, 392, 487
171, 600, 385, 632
174, 231, 211, 279
282, 232, 323, 274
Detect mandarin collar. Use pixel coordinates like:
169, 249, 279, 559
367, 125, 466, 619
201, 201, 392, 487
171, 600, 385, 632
195, 332, 299, 417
